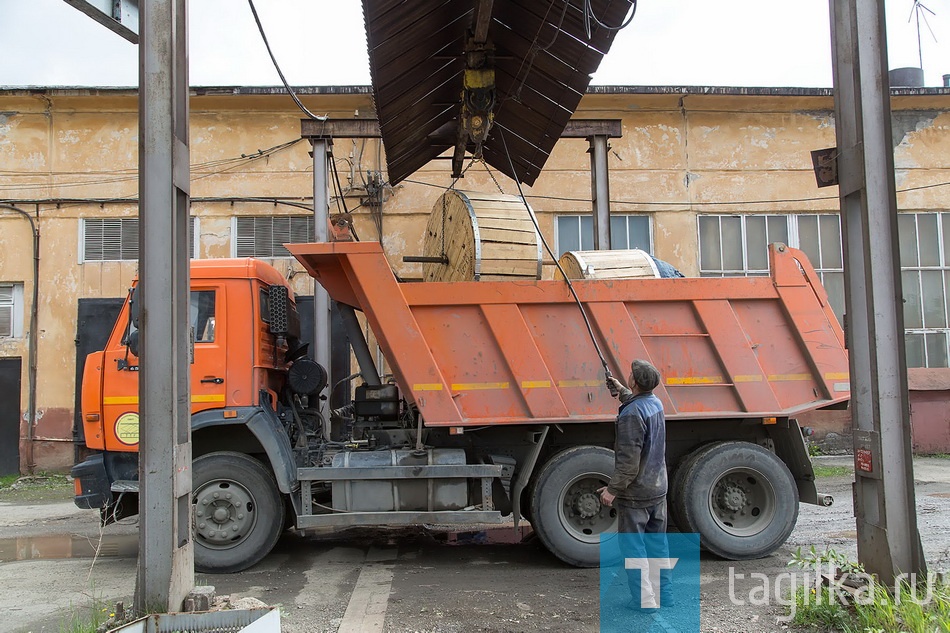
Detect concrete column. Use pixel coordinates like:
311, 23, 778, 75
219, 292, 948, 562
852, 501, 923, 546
829, 0, 926, 585
136, 0, 194, 613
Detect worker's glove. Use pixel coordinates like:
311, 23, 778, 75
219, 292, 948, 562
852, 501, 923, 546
607, 376, 634, 403
606, 376, 624, 397
606, 376, 619, 396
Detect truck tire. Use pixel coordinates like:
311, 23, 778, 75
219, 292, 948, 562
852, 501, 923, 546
668, 442, 721, 533
678, 441, 798, 560
193, 452, 285, 573
530, 446, 617, 567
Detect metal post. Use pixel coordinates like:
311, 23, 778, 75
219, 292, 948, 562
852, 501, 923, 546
589, 135, 611, 250
338, 304, 381, 386
830, 0, 926, 585
311, 139, 332, 397
136, 0, 194, 613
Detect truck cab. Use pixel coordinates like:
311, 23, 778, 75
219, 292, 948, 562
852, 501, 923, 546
73, 258, 306, 548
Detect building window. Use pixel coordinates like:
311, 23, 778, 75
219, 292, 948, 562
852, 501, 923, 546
555, 214, 652, 257
0, 283, 24, 338
698, 214, 845, 321
899, 212, 950, 368
233, 216, 315, 258
698, 212, 950, 368
81, 217, 197, 261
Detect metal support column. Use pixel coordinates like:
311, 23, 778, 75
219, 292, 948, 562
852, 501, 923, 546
311, 139, 332, 392
589, 135, 611, 250
136, 0, 194, 613
829, 0, 926, 585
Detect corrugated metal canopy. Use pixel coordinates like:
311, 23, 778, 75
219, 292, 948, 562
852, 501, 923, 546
363, 0, 636, 186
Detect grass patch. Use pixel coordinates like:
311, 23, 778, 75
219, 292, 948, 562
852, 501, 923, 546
787, 548, 950, 633
0, 473, 74, 503
812, 465, 853, 478
58, 595, 119, 633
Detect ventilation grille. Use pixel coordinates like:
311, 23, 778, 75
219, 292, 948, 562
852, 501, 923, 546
83, 218, 196, 261
235, 216, 314, 258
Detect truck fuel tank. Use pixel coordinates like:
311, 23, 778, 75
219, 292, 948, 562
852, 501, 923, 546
331, 448, 468, 512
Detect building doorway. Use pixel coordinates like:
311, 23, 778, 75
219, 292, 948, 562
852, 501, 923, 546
0, 357, 22, 475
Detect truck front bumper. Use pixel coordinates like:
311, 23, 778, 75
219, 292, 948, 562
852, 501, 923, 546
71, 453, 112, 510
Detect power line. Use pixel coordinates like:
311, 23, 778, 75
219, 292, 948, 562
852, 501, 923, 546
246, 0, 327, 122
401, 178, 950, 208
0, 138, 306, 193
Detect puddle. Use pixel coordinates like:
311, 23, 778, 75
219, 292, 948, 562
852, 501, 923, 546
0, 533, 138, 563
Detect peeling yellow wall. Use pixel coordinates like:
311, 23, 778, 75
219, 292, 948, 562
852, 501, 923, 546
1, 87, 948, 472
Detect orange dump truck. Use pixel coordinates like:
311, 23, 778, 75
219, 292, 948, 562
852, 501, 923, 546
73, 241, 849, 572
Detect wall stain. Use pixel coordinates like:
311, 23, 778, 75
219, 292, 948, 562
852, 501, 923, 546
891, 110, 940, 150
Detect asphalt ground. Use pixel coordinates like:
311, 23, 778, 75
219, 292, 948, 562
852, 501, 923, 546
2, 455, 949, 633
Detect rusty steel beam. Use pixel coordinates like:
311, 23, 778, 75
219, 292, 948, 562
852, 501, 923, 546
301, 118, 382, 139
561, 119, 623, 138
302, 118, 622, 142
472, 0, 495, 44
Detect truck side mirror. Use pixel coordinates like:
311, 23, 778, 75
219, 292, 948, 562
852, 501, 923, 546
128, 330, 140, 357
129, 286, 141, 329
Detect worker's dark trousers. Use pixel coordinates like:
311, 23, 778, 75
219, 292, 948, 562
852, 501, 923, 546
615, 498, 673, 606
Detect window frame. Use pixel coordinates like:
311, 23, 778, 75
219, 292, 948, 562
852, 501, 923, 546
231, 215, 316, 259
0, 282, 25, 339
79, 217, 199, 263
553, 213, 653, 258
897, 211, 950, 368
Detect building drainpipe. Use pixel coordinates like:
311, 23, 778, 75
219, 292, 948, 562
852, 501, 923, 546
1, 204, 39, 474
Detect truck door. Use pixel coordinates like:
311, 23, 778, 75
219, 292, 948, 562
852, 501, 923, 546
99, 287, 226, 451
190, 288, 227, 414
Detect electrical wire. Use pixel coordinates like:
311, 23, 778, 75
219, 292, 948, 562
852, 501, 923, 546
497, 128, 613, 380
584, 0, 638, 34
0, 138, 305, 194
508, 0, 571, 103
399, 178, 950, 208
328, 146, 351, 215
246, 0, 327, 122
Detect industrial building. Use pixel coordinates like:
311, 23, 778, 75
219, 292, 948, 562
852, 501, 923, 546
1, 83, 949, 473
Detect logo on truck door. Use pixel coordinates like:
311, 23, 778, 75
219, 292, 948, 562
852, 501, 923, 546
115, 412, 140, 446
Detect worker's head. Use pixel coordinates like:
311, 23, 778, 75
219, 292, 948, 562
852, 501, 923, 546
629, 360, 661, 394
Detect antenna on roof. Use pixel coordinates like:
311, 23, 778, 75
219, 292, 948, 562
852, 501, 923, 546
908, 0, 938, 70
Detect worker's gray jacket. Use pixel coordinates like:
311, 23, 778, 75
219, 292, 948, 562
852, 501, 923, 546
606, 391, 668, 507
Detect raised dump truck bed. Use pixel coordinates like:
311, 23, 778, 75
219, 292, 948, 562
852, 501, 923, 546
288, 241, 849, 426
287, 240, 850, 565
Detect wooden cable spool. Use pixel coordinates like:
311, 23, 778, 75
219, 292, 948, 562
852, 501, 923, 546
422, 190, 542, 282
555, 249, 661, 280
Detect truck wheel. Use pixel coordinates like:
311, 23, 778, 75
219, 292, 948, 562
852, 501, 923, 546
530, 446, 617, 567
668, 443, 721, 532
193, 452, 285, 573
678, 442, 798, 560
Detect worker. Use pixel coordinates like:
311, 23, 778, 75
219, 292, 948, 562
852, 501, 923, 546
599, 359, 672, 610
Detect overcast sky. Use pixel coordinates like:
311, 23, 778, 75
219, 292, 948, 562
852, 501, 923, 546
0, 0, 948, 88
